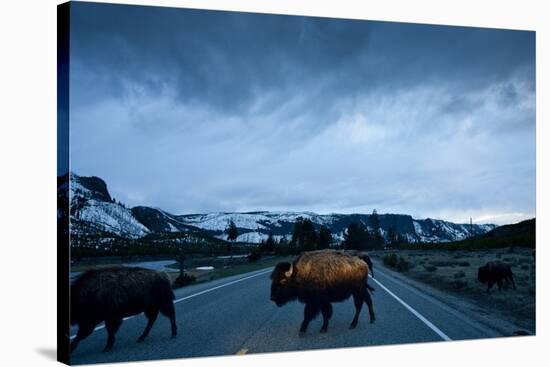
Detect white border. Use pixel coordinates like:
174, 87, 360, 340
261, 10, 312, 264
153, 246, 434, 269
0, 1, 547, 366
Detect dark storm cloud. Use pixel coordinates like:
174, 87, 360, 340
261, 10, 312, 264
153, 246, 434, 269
71, 3, 534, 112
69, 2, 535, 224
70, 3, 371, 115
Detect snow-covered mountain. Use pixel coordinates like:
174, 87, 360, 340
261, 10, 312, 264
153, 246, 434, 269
61, 173, 497, 244
175, 211, 496, 244
68, 173, 149, 238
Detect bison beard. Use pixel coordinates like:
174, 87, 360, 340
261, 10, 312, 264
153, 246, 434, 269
270, 250, 375, 335
70, 267, 177, 352
477, 261, 517, 293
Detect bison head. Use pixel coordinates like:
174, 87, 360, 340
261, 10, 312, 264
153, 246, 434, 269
270, 262, 297, 307
477, 265, 488, 283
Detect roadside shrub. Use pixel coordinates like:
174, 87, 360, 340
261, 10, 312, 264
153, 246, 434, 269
174, 273, 196, 288
396, 256, 410, 272
383, 253, 398, 268
424, 265, 437, 272
457, 261, 470, 267
520, 264, 529, 270
247, 250, 262, 262
453, 271, 466, 279
383, 253, 410, 272
451, 280, 468, 289
429, 260, 455, 267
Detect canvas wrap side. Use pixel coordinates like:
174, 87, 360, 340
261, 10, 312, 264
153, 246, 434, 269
57, 2, 71, 365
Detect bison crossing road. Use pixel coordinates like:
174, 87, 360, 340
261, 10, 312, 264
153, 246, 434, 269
270, 250, 375, 334
70, 267, 177, 353
70, 255, 511, 365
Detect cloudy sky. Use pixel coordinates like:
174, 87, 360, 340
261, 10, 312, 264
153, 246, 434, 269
68, 2, 535, 225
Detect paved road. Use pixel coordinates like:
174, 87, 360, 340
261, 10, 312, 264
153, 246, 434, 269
70, 263, 504, 365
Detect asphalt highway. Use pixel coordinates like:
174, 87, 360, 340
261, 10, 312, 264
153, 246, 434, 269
70, 263, 504, 365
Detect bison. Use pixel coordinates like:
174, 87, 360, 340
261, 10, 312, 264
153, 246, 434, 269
270, 249, 375, 335
70, 267, 177, 352
343, 250, 375, 278
477, 261, 517, 293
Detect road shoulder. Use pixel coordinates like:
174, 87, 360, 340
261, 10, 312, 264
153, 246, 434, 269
372, 259, 534, 337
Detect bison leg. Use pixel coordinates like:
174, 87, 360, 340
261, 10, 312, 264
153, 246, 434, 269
299, 303, 320, 335
320, 303, 333, 333
504, 270, 517, 289
507, 274, 516, 289
138, 308, 159, 343
350, 292, 363, 329
160, 301, 177, 338
364, 288, 375, 323
367, 258, 374, 278
103, 317, 123, 352
71, 321, 96, 353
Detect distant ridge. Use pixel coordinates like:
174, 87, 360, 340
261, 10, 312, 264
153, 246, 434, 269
60, 172, 498, 244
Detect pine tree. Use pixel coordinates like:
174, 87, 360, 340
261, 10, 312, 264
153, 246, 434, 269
301, 219, 318, 251
226, 219, 238, 260
369, 209, 384, 250
290, 217, 304, 254
387, 226, 397, 246
259, 239, 266, 252
318, 225, 333, 249
344, 222, 368, 250
265, 231, 275, 252
277, 235, 289, 255
290, 217, 318, 252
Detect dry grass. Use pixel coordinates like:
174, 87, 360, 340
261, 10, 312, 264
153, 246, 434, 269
166, 256, 295, 285
372, 247, 535, 331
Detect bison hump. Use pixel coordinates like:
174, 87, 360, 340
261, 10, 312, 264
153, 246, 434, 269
295, 250, 368, 287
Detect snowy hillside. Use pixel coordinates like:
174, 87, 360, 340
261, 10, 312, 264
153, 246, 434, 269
69, 173, 149, 238
177, 211, 496, 244
61, 173, 497, 244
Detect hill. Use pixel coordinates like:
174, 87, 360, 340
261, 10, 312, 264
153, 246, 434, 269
60, 173, 498, 247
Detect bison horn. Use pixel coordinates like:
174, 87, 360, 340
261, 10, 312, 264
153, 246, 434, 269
285, 264, 293, 278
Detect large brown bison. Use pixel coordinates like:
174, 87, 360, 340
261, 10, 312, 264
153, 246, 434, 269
70, 267, 177, 352
270, 250, 375, 335
477, 261, 517, 293
343, 250, 375, 278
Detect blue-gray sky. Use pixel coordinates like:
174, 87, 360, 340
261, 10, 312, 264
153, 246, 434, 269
68, 2, 535, 225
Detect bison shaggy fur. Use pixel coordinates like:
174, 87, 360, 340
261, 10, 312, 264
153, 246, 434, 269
477, 261, 516, 293
70, 266, 177, 352
270, 250, 375, 335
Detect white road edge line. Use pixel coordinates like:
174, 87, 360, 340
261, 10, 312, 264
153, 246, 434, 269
70, 268, 273, 340
173, 269, 273, 304
370, 275, 452, 341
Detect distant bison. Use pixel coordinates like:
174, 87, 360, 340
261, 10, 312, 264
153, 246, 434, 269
270, 250, 375, 335
71, 267, 177, 352
477, 261, 516, 293
343, 250, 375, 278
